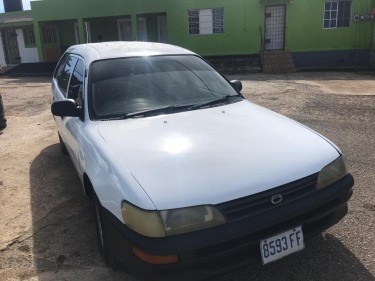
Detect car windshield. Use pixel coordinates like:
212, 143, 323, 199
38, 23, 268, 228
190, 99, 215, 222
89, 55, 240, 119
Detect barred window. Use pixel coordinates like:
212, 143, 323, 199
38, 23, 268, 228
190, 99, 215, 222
324, 1, 352, 28
23, 27, 35, 46
43, 26, 57, 44
188, 8, 224, 35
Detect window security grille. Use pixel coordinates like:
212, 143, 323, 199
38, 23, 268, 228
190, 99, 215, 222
188, 8, 224, 35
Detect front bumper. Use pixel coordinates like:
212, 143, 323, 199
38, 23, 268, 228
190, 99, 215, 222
102, 174, 354, 280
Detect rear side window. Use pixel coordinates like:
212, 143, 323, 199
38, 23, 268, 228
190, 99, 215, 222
55, 55, 78, 95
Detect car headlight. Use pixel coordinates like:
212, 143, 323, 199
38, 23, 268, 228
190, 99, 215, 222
317, 156, 347, 190
121, 202, 226, 237
160, 205, 226, 236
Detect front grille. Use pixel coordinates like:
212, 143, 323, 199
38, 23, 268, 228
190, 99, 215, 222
195, 195, 344, 262
216, 173, 318, 222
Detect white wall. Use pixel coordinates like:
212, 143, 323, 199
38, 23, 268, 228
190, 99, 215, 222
0, 32, 7, 68
16, 29, 39, 63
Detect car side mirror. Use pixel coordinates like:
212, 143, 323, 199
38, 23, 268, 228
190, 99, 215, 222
230, 80, 242, 92
51, 99, 82, 118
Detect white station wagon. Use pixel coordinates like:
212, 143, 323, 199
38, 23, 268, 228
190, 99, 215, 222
51, 42, 354, 280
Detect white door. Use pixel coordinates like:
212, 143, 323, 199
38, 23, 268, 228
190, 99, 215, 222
264, 5, 286, 50
118, 19, 133, 41
157, 16, 168, 43
2, 29, 21, 65
137, 17, 147, 41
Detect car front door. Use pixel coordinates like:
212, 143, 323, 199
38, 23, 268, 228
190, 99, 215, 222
64, 58, 85, 176
53, 54, 85, 175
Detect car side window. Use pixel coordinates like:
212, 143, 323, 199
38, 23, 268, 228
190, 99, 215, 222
67, 59, 85, 106
54, 54, 69, 79
56, 55, 78, 95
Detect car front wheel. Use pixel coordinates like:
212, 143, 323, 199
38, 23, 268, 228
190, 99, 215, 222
93, 192, 117, 267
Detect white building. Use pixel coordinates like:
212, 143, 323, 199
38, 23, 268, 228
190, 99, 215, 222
0, 11, 39, 69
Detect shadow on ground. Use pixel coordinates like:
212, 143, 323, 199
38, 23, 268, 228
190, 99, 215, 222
30, 144, 374, 281
30, 144, 98, 269
214, 234, 375, 281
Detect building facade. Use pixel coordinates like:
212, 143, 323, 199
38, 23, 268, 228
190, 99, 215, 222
1, 0, 375, 70
0, 10, 39, 68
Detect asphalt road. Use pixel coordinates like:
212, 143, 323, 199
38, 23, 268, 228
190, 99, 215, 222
0, 72, 374, 281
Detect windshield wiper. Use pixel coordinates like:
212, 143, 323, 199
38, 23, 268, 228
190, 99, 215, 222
100, 104, 193, 120
188, 95, 241, 111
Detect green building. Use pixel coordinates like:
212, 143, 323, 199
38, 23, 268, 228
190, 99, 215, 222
2, 0, 375, 72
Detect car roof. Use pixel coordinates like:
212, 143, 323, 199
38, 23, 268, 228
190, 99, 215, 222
66, 42, 196, 64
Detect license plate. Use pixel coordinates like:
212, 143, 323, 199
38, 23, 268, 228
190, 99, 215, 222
260, 226, 304, 264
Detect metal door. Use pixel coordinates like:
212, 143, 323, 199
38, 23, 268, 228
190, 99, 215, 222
137, 17, 148, 41
42, 24, 61, 62
118, 19, 133, 41
1, 30, 21, 65
264, 5, 286, 51
157, 16, 168, 43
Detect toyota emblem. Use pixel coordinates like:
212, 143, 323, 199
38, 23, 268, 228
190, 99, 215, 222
271, 194, 283, 205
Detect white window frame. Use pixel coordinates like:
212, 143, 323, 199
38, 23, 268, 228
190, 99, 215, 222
323, 1, 352, 29
188, 8, 224, 35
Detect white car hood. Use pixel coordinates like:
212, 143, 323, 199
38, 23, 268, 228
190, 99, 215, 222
97, 100, 339, 210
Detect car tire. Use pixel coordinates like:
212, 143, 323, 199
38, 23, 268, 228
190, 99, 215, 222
58, 134, 68, 155
0, 93, 7, 131
93, 192, 117, 267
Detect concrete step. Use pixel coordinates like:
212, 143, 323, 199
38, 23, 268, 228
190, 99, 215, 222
205, 55, 261, 74
262, 50, 296, 74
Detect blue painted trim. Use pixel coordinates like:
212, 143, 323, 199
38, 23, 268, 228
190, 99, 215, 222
292, 50, 371, 69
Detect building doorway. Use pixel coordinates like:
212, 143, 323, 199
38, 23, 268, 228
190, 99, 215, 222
1, 30, 21, 65
42, 24, 60, 62
118, 19, 133, 41
264, 5, 286, 51
137, 17, 147, 41
157, 16, 168, 43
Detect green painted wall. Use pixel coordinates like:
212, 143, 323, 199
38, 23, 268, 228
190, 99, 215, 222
286, 0, 374, 52
30, 0, 375, 61
30, 0, 266, 58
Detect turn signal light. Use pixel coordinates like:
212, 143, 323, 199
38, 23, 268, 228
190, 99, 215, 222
132, 246, 179, 265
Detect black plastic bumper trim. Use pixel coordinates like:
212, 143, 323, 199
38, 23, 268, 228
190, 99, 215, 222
101, 174, 354, 278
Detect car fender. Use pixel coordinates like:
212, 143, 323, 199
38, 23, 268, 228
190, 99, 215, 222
80, 123, 156, 223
